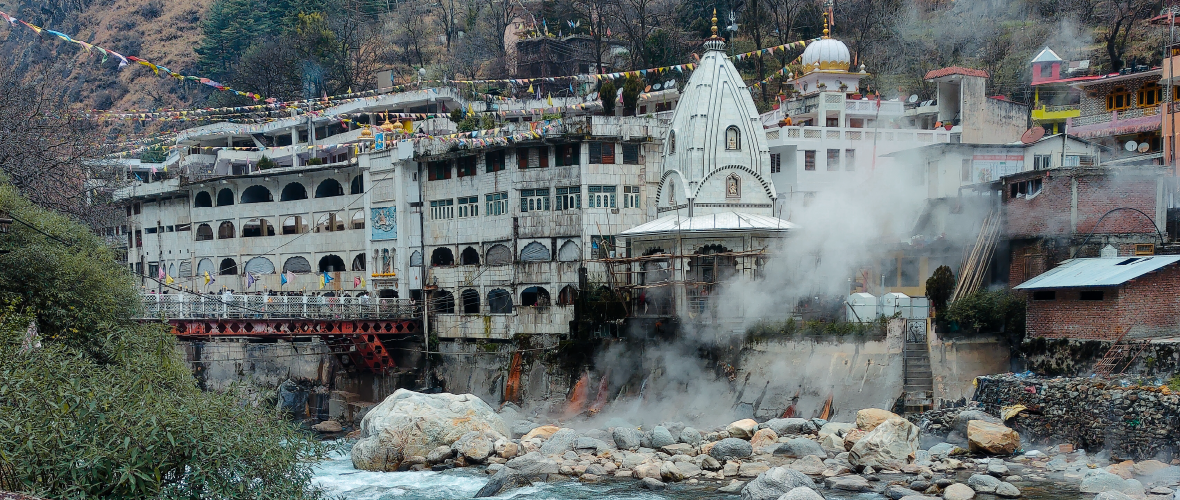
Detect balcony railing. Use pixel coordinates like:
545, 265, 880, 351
139, 293, 420, 320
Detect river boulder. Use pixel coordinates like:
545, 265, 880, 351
764, 418, 818, 435
709, 437, 754, 461
740, 466, 814, 500
966, 421, 1019, 455
613, 426, 642, 450
848, 417, 920, 468
352, 390, 509, 471
856, 408, 899, 431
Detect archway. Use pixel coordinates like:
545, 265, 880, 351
280, 182, 308, 201
318, 254, 346, 272
520, 242, 550, 262
240, 185, 273, 204
281, 216, 307, 235
460, 247, 480, 265
488, 289, 513, 313
692, 244, 737, 284
216, 188, 234, 206
196, 258, 215, 277
283, 256, 312, 273
241, 218, 275, 237
315, 178, 344, 198
461, 289, 480, 313
217, 221, 235, 239
431, 247, 454, 266
557, 240, 581, 261
558, 285, 577, 305
351, 210, 365, 229
433, 290, 455, 314
351, 254, 366, 271
409, 251, 423, 267
486, 244, 511, 265
194, 191, 213, 207
244, 256, 276, 274
521, 286, 551, 307
351, 175, 364, 194
179, 261, 193, 277
195, 223, 214, 241
219, 258, 238, 275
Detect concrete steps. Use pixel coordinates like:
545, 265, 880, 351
903, 330, 934, 413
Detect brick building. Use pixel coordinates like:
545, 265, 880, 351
1015, 256, 1180, 339
1002, 166, 1168, 286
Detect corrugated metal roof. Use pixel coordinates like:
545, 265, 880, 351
1014, 256, 1180, 290
621, 211, 798, 237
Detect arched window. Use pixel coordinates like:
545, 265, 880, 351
244, 256, 276, 274
318, 254, 346, 272
194, 191, 213, 207
486, 244, 511, 265
431, 247, 455, 266
315, 213, 345, 232
195, 223, 214, 241
409, 250, 423, 267
557, 240, 580, 262
219, 258, 238, 275
241, 185, 273, 204
216, 188, 235, 206
434, 290, 455, 314
521, 286, 550, 307
281, 216, 307, 235
520, 241, 550, 262
381, 249, 392, 273
315, 178, 344, 198
668, 130, 676, 155
352, 254, 366, 271
351, 210, 365, 230
460, 247, 480, 265
168, 263, 176, 277
488, 289, 513, 314
461, 289, 480, 314
350, 175, 364, 194
179, 261, 193, 277
217, 221, 235, 239
241, 218, 275, 237
283, 256, 312, 273
280, 182, 308, 201
558, 285, 578, 305
725, 126, 741, 150
196, 258, 215, 277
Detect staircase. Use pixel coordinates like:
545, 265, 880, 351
1093, 329, 1151, 378
903, 319, 935, 414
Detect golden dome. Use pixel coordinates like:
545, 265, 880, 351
360, 127, 374, 138
800, 38, 851, 73
379, 119, 397, 132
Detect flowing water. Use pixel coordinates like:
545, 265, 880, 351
312, 451, 1088, 500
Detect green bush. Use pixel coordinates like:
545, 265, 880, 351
599, 80, 617, 115
925, 265, 955, 315
257, 155, 277, 170
943, 289, 1025, 334
0, 184, 326, 499
621, 76, 642, 116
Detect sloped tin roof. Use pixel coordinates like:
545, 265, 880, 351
621, 211, 798, 237
1014, 256, 1180, 290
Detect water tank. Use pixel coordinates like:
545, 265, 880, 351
846, 293, 878, 322
879, 292, 911, 318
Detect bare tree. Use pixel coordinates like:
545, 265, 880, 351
1068, 0, 1164, 72
569, 0, 618, 73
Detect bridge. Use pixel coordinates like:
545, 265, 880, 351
140, 294, 422, 374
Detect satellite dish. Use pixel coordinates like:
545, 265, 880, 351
589, 91, 599, 100
652, 83, 662, 90
1020, 126, 1046, 145
1138, 142, 1150, 153
1125, 141, 1138, 152
907, 94, 919, 103
665, 80, 676, 88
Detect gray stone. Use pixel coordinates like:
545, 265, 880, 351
474, 452, 560, 498
711, 437, 754, 461
1080, 470, 1130, 494
788, 455, 826, 475
886, 485, 923, 499
741, 466, 815, 500
775, 438, 827, 458
826, 475, 872, 491
641, 477, 667, 490
702, 455, 723, 471
676, 461, 703, 478
849, 418, 920, 469
652, 426, 678, 448
585, 464, 607, 476
765, 418, 819, 436
660, 421, 686, 437
779, 486, 825, 500
1094, 492, 1134, 500
505, 451, 560, 475
661, 461, 686, 482
511, 420, 537, 438
967, 474, 1002, 493
928, 443, 956, 458
951, 410, 1001, 435
427, 445, 454, 463
352, 390, 510, 471
681, 427, 704, 445
1149, 487, 1175, 495
561, 450, 578, 461
718, 479, 746, 493
741, 462, 772, 477
943, 483, 975, 500
452, 431, 495, 462
818, 422, 856, 440
986, 460, 1010, 476
662, 442, 695, 456
910, 481, 931, 491
995, 482, 1021, 498
613, 426, 642, 451
540, 428, 578, 456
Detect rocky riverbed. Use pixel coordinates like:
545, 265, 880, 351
311, 388, 1180, 500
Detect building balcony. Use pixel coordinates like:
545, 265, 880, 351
766, 126, 954, 144
433, 305, 574, 339
1031, 104, 1081, 121
1070, 106, 1162, 139
113, 177, 183, 201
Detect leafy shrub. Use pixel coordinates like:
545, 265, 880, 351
925, 265, 955, 315
943, 289, 1025, 334
599, 79, 617, 115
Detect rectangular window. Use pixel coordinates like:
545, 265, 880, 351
804, 150, 816, 171
485, 192, 508, 216
557, 186, 581, 210
144, 227, 158, 234
1032, 291, 1056, 301
430, 199, 454, 220
457, 156, 477, 177
517, 147, 530, 169
556, 143, 580, 166
588, 185, 617, 208
623, 186, 641, 208
175, 223, 191, 232
589, 142, 615, 164
148, 263, 159, 278
135, 230, 142, 247
900, 257, 920, 287
1079, 290, 1105, 301
538, 146, 549, 168
428, 161, 450, 181
457, 196, 479, 218
520, 188, 550, 212
622, 144, 640, 164
591, 235, 616, 258
845, 149, 856, 171
1034, 154, 1052, 170
961, 159, 972, 181
770, 153, 781, 173
827, 149, 840, 171
485, 151, 505, 173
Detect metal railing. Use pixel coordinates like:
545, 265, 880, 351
139, 293, 420, 320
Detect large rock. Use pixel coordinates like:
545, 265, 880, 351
995, 482, 1021, 498
967, 474, 1002, 493
765, 418, 818, 435
353, 390, 509, 471
729, 419, 760, 439
641, 477, 667, 490
539, 428, 578, 455
780, 486, 825, 500
944, 483, 975, 500
750, 429, 780, 453
818, 422, 856, 440
826, 475, 872, 491
740, 462, 772, 477
651, 426, 678, 448
474, 452, 559, 497
452, 431, 495, 462
522, 425, 560, 441
710, 437, 754, 461
680, 427, 703, 445
661, 461, 686, 482
843, 429, 868, 451
887, 485, 924, 499
787, 455, 826, 475
740, 466, 814, 500
951, 410, 1001, 435
1081, 470, 1131, 494
848, 417, 920, 468
856, 408, 899, 431
613, 426, 642, 450
1093, 492, 1135, 500
775, 437, 827, 458
312, 420, 343, 433
966, 421, 1019, 455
